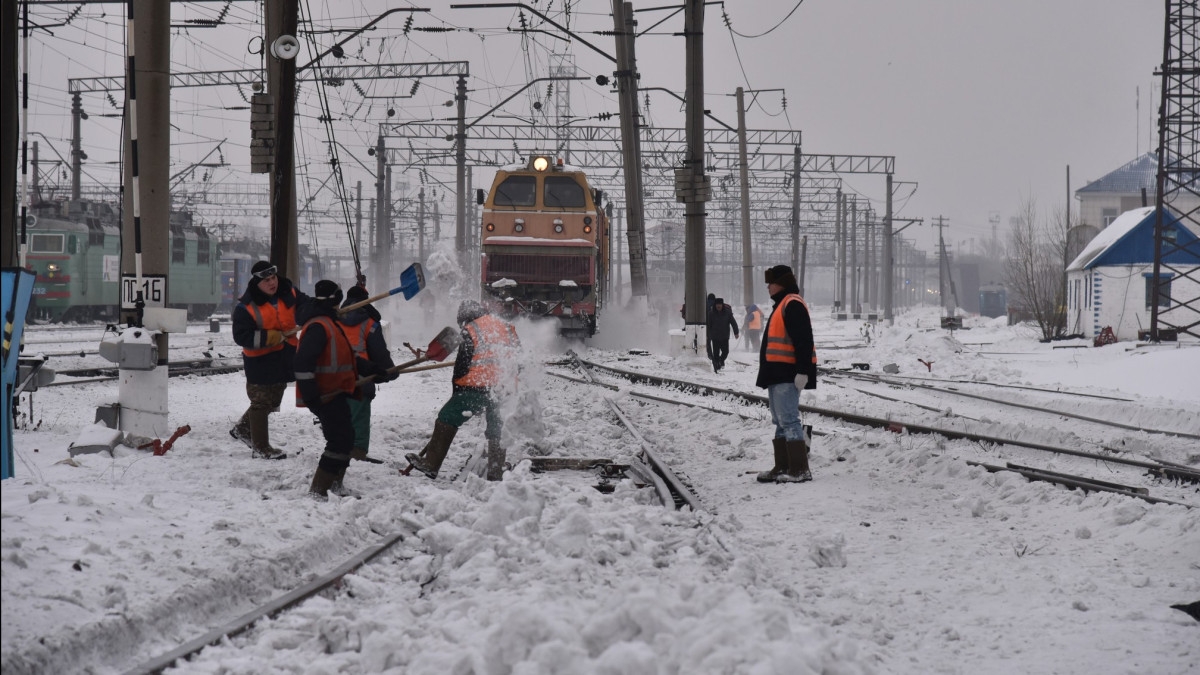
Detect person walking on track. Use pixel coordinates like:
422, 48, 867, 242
705, 297, 739, 372
340, 285, 397, 464
755, 265, 818, 483
296, 280, 386, 498
406, 300, 520, 482
230, 260, 308, 460
744, 302, 763, 351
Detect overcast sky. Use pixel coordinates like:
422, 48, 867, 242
21, 0, 1164, 256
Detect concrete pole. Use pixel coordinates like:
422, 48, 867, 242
1, 0, 15, 266
837, 191, 846, 310
866, 214, 876, 310
735, 87, 753, 309
71, 92, 83, 201
354, 180, 362, 266
799, 234, 808, 298
30, 141, 37, 203
455, 75, 467, 263
417, 186, 426, 263
850, 198, 858, 313
884, 173, 894, 323
383, 166, 393, 283
266, 0, 298, 279
612, 0, 649, 299
683, 0, 707, 329
790, 146, 801, 278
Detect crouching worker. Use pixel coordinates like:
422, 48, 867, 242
296, 280, 388, 498
406, 300, 520, 481
755, 264, 818, 483
341, 285, 397, 463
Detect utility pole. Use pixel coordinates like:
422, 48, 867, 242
680, 0, 710, 349
611, 0, 649, 300
799, 234, 808, 297
933, 215, 949, 313
735, 87, 753, 310
354, 180, 362, 264
837, 192, 847, 310
1, 0, 15, 266
454, 75, 467, 263
71, 92, 84, 201
850, 198, 858, 314
265, 0, 299, 279
790, 146, 801, 284
417, 186, 426, 263
884, 173, 894, 323
374, 134, 387, 290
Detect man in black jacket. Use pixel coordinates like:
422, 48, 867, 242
754, 265, 817, 483
705, 297, 739, 372
230, 261, 308, 459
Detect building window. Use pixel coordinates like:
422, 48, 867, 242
1145, 275, 1172, 309
197, 230, 211, 265
31, 233, 63, 253
1102, 208, 1118, 228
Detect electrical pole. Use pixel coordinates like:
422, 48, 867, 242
265, 0, 298, 280
735, 87, 753, 310
884, 173, 894, 323
1, 0, 14, 267
934, 215, 949, 314
681, 0, 709, 351
612, 0, 649, 300
354, 180, 362, 266
454, 75, 467, 264
418, 186, 426, 263
374, 133, 387, 290
790, 146, 801, 286
850, 198, 858, 314
71, 92, 84, 201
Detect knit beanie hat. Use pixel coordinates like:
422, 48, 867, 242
314, 280, 343, 307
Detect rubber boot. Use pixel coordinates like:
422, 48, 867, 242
756, 437, 787, 483
405, 421, 457, 479
329, 465, 361, 498
249, 408, 287, 460
776, 440, 812, 483
229, 410, 253, 449
309, 467, 338, 498
485, 438, 506, 482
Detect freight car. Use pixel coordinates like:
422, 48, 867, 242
477, 155, 610, 338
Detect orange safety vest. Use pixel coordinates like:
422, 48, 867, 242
764, 294, 817, 366
241, 291, 299, 358
454, 314, 520, 388
344, 317, 377, 357
747, 308, 763, 330
295, 315, 357, 407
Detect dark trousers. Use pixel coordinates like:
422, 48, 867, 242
710, 339, 730, 371
436, 387, 503, 441
313, 394, 354, 473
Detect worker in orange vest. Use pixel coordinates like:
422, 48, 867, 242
407, 300, 521, 481
755, 265, 817, 484
229, 260, 308, 460
340, 285, 397, 464
743, 302, 764, 351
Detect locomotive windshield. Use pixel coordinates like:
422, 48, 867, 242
543, 176, 586, 208
494, 175, 537, 207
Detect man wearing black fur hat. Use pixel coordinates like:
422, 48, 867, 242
755, 264, 817, 483
705, 297, 739, 372
295, 280, 386, 497
230, 260, 309, 459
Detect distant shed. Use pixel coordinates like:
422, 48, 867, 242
1065, 206, 1200, 341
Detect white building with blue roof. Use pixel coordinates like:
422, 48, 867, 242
1066, 206, 1200, 341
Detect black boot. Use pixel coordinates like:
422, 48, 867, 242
756, 438, 787, 483
486, 438, 506, 481
776, 440, 812, 483
309, 467, 338, 497
405, 421, 458, 479
249, 408, 286, 460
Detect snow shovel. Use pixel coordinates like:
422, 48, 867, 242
319, 326, 460, 404
339, 262, 426, 314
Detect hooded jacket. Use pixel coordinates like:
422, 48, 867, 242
339, 303, 395, 399
232, 276, 308, 385
755, 283, 817, 390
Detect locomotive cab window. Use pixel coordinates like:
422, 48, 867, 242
494, 176, 537, 207
544, 176, 586, 208
31, 234, 62, 253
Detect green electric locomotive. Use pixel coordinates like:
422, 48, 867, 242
24, 200, 220, 322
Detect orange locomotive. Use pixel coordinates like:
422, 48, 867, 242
477, 155, 609, 338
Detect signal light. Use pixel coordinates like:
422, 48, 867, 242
532, 157, 549, 172
486, 223, 495, 232
583, 225, 592, 234
554, 224, 564, 233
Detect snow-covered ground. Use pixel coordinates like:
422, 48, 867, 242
2, 305, 1198, 675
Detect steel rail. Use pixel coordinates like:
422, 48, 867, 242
967, 461, 1192, 509
821, 366, 1135, 402
124, 532, 406, 675
572, 357, 1192, 476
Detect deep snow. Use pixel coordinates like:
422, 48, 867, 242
2, 305, 1198, 675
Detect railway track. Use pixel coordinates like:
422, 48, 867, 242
561, 355, 1198, 509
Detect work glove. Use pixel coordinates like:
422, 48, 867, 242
794, 373, 808, 390
265, 329, 284, 347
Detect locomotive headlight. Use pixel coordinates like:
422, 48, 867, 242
553, 218, 564, 234
486, 223, 495, 232
47, 263, 60, 272
532, 156, 550, 172
583, 216, 592, 225
583, 225, 592, 234
514, 223, 524, 233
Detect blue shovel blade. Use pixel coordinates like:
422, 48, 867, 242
400, 263, 425, 300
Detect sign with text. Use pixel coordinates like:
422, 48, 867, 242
121, 274, 167, 309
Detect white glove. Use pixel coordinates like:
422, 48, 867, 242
794, 373, 808, 390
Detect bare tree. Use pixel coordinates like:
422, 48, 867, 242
1004, 196, 1067, 340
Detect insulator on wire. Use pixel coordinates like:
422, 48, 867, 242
410, 80, 420, 96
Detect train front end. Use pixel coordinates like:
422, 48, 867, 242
479, 156, 607, 338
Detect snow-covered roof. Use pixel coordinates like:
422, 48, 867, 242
1075, 153, 1158, 194
1066, 206, 1153, 271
